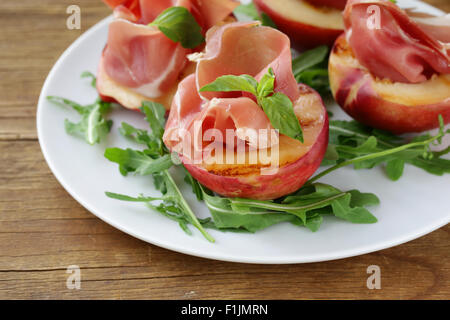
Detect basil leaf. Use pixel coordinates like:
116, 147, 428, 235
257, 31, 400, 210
257, 68, 275, 98
260, 92, 304, 142
199, 74, 258, 96
149, 7, 204, 49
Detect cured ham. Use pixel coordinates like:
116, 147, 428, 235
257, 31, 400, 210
164, 21, 302, 156
329, 0, 450, 133
98, 0, 238, 109
344, 0, 450, 83
103, 0, 238, 28
197, 22, 299, 102
103, 19, 188, 98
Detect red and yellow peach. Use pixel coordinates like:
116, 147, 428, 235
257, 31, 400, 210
183, 84, 329, 200
329, 35, 450, 134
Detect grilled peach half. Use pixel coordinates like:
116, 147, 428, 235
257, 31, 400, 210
329, 35, 450, 133
183, 84, 329, 200
96, 52, 196, 110
254, 0, 344, 50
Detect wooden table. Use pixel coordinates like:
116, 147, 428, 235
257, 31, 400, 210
0, 0, 449, 300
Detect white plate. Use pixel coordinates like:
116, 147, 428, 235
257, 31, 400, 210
37, 0, 449, 264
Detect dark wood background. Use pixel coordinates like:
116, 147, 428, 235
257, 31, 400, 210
0, 0, 449, 299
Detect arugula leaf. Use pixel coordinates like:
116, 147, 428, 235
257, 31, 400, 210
149, 6, 204, 49
292, 46, 328, 75
185, 174, 378, 233
292, 46, 330, 96
47, 72, 113, 145
312, 116, 450, 183
385, 159, 405, 181
81, 71, 96, 88
105, 101, 214, 242
140, 101, 166, 140
104, 148, 173, 176
233, 2, 277, 28
47, 96, 112, 145
199, 68, 304, 142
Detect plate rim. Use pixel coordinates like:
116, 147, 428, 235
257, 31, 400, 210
37, 2, 449, 264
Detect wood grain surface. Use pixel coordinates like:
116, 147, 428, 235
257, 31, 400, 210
0, 0, 449, 300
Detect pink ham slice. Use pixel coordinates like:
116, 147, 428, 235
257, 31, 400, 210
163, 77, 277, 160
100, 0, 238, 104
103, 0, 238, 26
197, 22, 300, 102
103, 19, 188, 98
344, 0, 450, 83
164, 22, 298, 157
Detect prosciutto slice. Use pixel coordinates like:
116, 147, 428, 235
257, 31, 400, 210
197, 22, 300, 102
344, 0, 450, 83
103, 0, 238, 27
101, 0, 238, 102
103, 19, 187, 98
164, 22, 299, 158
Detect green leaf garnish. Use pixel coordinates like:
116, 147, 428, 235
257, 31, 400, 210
200, 68, 304, 142
233, 2, 277, 28
105, 101, 214, 242
104, 148, 173, 176
47, 73, 113, 145
199, 74, 258, 96
292, 46, 330, 96
81, 71, 97, 88
149, 6, 204, 49
260, 93, 303, 142
311, 115, 450, 183
185, 175, 378, 233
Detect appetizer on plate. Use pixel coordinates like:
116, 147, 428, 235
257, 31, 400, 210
329, 0, 450, 133
96, 0, 239, 110
163, 21, 328, 199
45, 0, 450, 243
254, 0, 346, 49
